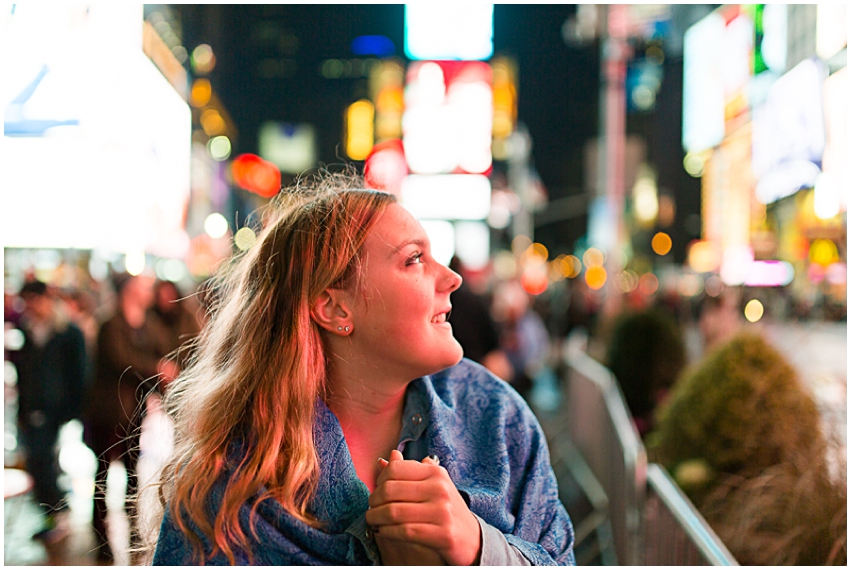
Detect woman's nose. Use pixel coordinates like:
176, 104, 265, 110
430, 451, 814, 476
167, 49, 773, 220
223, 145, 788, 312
441, 265, 462, 293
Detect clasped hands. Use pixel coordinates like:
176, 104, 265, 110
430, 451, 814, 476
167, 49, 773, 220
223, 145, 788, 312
366, 450, 482, 566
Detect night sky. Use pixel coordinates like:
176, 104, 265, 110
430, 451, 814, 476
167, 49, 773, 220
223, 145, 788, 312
176, 4, 703, 261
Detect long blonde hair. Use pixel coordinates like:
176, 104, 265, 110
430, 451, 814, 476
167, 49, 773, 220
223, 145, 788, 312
145, 172, 395, 564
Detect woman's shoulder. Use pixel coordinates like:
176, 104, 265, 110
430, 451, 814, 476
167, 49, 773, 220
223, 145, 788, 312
426, 358, 532, 420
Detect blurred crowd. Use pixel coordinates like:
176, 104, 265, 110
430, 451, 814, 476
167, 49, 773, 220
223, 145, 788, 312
3, 252, 845, 565
4, 272, 203, 563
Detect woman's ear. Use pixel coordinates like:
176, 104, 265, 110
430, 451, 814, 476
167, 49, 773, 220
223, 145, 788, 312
310, 289, 352, 334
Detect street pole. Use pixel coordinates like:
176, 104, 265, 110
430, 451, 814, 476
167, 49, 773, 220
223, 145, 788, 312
598, 4, 630, 265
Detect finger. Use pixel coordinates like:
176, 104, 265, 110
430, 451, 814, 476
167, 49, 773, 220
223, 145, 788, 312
379, 459, 442, 482
369, 478, 443, 508
365, 502, 445, 528
389, 449, 404, 462
377, 457, 389, 470
422, 454, 440, 466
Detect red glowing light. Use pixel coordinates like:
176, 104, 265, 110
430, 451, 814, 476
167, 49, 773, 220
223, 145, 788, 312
520, 269, 548, 296
231, 153, 281, 198
364, 139, 408, 196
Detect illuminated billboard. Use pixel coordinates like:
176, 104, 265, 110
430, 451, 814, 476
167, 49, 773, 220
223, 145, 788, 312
404, 4, 494, 61
403, 61, 493, 175
752, 58, 827, 204
3, 4, 191, 258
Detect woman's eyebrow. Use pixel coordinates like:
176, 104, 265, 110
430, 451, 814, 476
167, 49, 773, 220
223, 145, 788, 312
389, 238, 427, 257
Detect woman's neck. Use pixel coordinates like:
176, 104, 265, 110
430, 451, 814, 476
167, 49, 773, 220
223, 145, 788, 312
325, 368, 408, 492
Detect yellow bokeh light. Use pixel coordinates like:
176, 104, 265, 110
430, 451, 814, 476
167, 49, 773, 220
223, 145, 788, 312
688, 240, 721, 273
651, 232, 673, 256
190, 78, 212, 108
563, 255, 581, 278
744, 299, 764, 323
548, 256, 566, 282
583, 247, 605, 268
531, 242, 548, 261
234, 227, 257, 251
200, 109, 226, 136
346, 100, 375, 161
523, 243, 548, 266
683, 152, 705, 177
616, 270, 639, 293
809, 239, 839, 267
585, 265, 607, 290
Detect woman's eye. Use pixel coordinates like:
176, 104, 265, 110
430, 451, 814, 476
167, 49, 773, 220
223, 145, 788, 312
406, 252, 424, 266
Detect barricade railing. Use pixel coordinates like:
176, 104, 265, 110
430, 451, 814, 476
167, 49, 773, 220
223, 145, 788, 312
538, 334, 737, 565
560, 337, 646, 565
644, 464, 738, 565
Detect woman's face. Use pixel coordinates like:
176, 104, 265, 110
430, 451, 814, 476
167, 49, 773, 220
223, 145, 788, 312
347, 203, 463, 380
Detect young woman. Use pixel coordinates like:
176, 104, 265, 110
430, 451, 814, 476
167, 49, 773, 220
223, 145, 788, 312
149, 173, 575, 565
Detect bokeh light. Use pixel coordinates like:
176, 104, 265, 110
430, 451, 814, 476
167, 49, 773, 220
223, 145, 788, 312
191, 44, 216, 74
683, 152, 706, 177
826, 262, 847, 285
548, 257, 567, 283
651, 232, 673, 255
688, 240, 721, 273
744, 299, 764, 323
585, 265, 607, 290
346, 100, 375, 160
204, 213, 229, 239
809, 238, 839, 267
511, 235, 532, 257
234, 227, 257, 251
583, 247, 605, 268
124, 250, 146, 276
155, 258, 188, 282
200, 109, 226, 136
231, 153, 282, 198
522, 243, 548, 265
616, 269, 640, 293
190, 78, 212, 108
563, 255, 581, 278
207, 136, 231, 161
521, 267, 548, 295
677, 273, 704, 297
639, 272, 659, 295
493, 250, 517, 281
704, 275, 724, 297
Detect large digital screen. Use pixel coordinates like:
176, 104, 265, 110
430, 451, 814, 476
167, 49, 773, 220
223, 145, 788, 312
2, 4, 191, 258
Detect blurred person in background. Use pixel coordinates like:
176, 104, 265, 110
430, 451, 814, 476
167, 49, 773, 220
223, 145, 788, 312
604, 308, 686, 438
10, 280, 88, 543
147, 279, 203, 373
492, 280, 551, 401
146, 173, 574, 565
62, 287, 100, 362
85, 272, 177, 563
447, 256, 513, 382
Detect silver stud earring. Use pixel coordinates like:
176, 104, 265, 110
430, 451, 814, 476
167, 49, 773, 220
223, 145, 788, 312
345, 326, 350, 332
337, 326, 343, 331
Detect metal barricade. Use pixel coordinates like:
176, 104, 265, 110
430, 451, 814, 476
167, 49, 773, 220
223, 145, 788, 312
644, 464, 738, 565
547, 336, 738, 565
562, 340, 646, 565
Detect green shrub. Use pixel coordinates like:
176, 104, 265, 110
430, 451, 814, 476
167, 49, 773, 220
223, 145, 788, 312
648, 331, 846, 565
